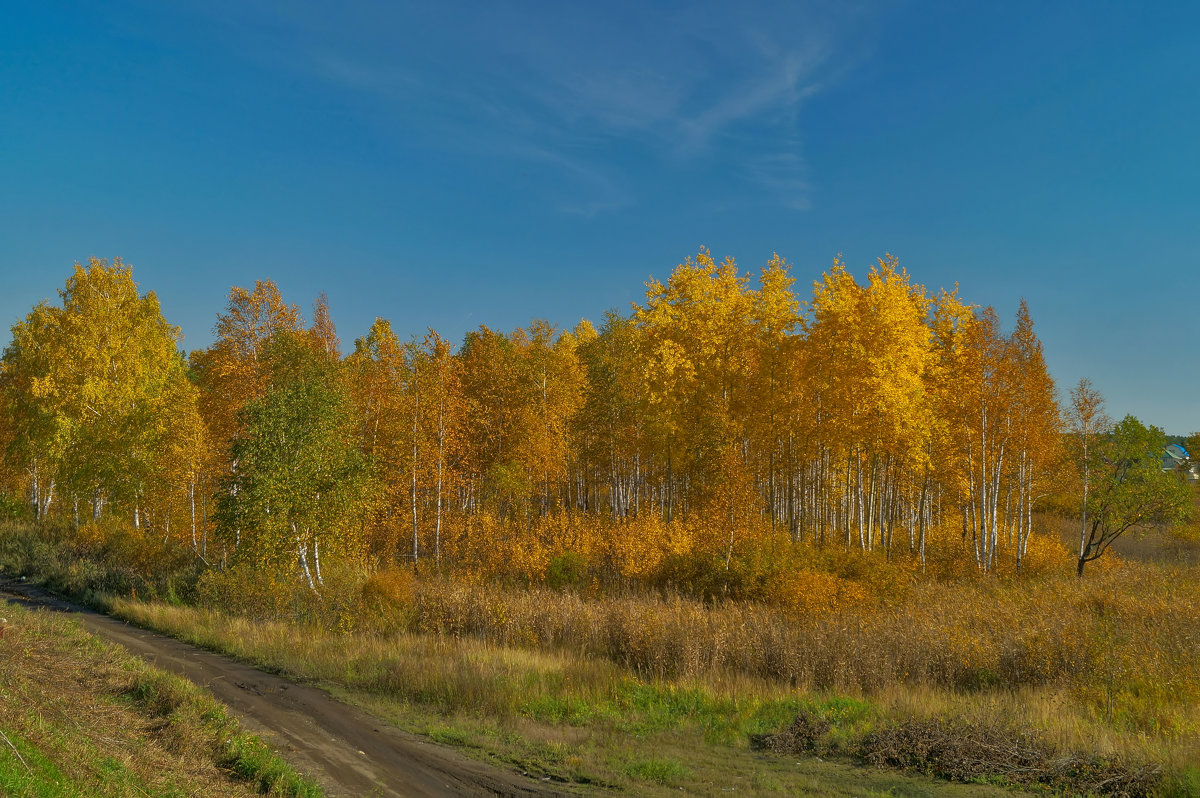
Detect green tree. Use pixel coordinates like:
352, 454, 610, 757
216, 332, 366, 591
1076, 414, 1191, 577
190, 279, 303, 473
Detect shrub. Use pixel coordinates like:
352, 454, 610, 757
196, 565, 296, 621
545, 551, 588, 591
751, 709, 832, 755
357, 566, 417, 632
0, 492, 28, 522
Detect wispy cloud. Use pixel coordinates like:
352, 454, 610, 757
676, 47, 827, 155
743, 151, 813, 211
306, 53, 422, 96
508, 145, 634, 218
179, 2, 871, 215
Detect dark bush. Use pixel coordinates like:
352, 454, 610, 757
750, 709, 832, 755
546, 550, 588, 591
857, 717, 1160, 796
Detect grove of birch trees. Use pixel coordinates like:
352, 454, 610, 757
2, 251, 1171, 595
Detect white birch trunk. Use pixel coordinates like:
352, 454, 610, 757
190, 481, 198, 553
296, 526, 319, 594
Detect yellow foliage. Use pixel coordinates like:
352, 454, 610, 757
1018, 532, 1073, 575
76, 520, 107, 547
360, 567, 416, 610
606, 516, 695, 579
0, 252, 1115, 599
771, 568, 869, 616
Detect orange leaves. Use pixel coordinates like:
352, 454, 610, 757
1017, 533, 1072, 576
194, 279, 304, 467
0, 249, 1078, 594
772, 569, 870, 617
607, 516, 696, 580
455, 320, 584, 520
212, 280, 301, 364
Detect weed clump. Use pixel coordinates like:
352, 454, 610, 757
622, 755, 691, 785
862, 717, 1163, 796
750, 709, 831, 755
759, 712, 1164, 797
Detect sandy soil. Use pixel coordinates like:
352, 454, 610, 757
0, 577, 566, 797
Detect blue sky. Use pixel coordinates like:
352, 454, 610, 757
2, 1, 1198, 432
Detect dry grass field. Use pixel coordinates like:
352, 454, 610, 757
5, 518, 1200, 796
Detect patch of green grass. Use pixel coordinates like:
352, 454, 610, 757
622, 754, 691, 785
426, 725, 472, 747
223, 734, 323, 797
335, 679, 1023, 797
1161, 766, 1200, 798
0, 728, 75, 798
521, 693, 610, 725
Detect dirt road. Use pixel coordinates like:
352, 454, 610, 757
0, 578, 565, 797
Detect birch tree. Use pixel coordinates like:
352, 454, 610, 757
0, 258, 189, 523
215, 331, 366, 590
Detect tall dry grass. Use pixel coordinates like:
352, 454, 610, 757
112, 558, 1200, 789
181, 550, 1200, 741
9, 515, 1200, 789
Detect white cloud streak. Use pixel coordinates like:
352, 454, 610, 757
175, 2, 869, 215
